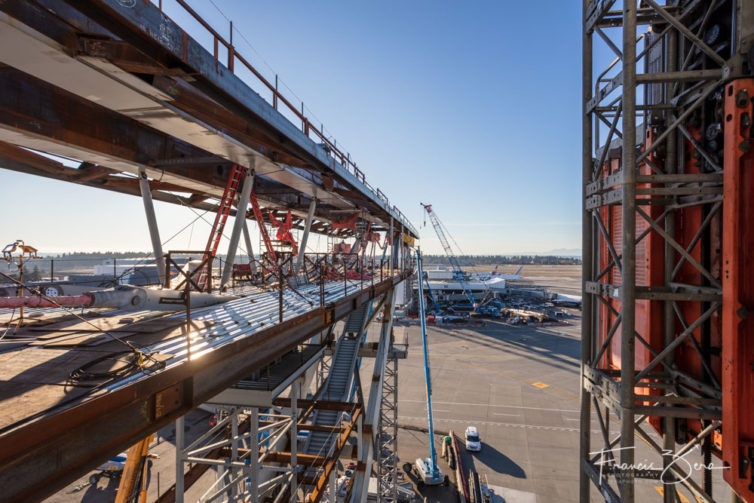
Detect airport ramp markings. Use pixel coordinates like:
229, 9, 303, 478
399, 399, 580, 414
654, 485, 691, 503
398, 415, 601, 434
433, 357, 579, 400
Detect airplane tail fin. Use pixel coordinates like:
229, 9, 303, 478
514, 266, 524, 276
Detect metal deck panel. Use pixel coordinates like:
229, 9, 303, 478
0, 273, 408, 503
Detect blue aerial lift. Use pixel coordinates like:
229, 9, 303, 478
420, 267, 442, 314
412, 250, 445, 486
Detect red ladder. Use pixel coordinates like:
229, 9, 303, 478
202, 164, 244, 290
249, 191, 278, 267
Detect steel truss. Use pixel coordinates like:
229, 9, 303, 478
581, 1, 753, 502
174, 407, 300, 503
377, 355, 398, 503
172, 397, 365, 503
166, 288, 405, 503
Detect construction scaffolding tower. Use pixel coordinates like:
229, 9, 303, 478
581, 1, 753, 502
377, 354, 399, 503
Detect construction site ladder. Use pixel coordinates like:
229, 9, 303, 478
249, 191, 278, 267
201, 164, 244, 290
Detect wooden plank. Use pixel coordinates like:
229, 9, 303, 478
0, 383, 93, 431
28, 314, 174, 333
29, 332, 139, 347
0, 347, 120, 384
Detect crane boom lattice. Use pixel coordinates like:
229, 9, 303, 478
420, 203, 475, 305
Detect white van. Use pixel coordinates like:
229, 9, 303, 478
465, 426, 481, 452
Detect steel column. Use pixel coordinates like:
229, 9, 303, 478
377, 355, 398, 503
175, 415, 185, 503
389, 217, 394, 275
579, 1, 594, 500
231, 409, 239, 500
139, 167, 166, 285
662, 27, 679, 502
290, 383, 298, 503
250, 408, 259, 503
221, 170, 255, 288
295, 199, 317, 275
619, 3, 637, 500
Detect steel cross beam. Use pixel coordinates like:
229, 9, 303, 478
0, 68, 330, 226
0, 274, 409, 503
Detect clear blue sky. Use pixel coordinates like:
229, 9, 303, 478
0, 1, 583, 256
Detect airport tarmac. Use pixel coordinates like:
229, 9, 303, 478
388, 313, 730, 503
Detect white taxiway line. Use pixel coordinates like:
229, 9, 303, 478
399, 415, 600, 434
399, 399, 580, 414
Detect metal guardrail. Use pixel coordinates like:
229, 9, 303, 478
151, 0, 413, 231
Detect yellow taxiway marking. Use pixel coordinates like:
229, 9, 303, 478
432, 359, 657, 451
654, 485, 692, 503
433, 357, 577, 400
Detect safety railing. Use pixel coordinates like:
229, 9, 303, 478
0, 255, 165, 297
228, 250, 411, 299
151, 0, 412, 230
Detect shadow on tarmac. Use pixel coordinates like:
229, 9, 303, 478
472, 443, 526, 478
437, 320, 581, 374
81, 472, 119, 502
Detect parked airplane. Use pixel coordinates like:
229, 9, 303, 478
550, 292, 582, 308
476, 265, 523, 281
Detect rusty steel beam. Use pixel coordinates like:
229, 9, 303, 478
59, 0, 334, 168
0, 273, 408, 503
74, 35, 308, 169
0, 141, 230, 215
147, 75, 307, 168
0, 0, 314, 178
0, 141, 143, 191
0, 70, 326, 217
19, 0, 413, 235
77, 36, 186, 77
0, 66, 220, 177
0, 0, 413, 234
